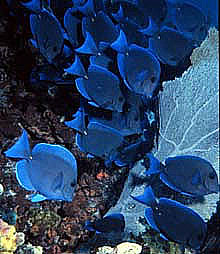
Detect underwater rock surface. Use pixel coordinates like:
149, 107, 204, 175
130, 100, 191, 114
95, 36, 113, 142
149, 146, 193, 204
107, 27, 219, 237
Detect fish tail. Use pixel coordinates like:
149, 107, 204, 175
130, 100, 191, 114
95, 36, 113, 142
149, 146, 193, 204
131, 186, 157, 207
4, 129, 31, 160
145, 153, 161, 175
111, 29, 129, 54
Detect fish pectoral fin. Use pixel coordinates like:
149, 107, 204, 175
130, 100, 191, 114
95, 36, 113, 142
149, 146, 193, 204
52, 171, 64, 192
28, 193, 47, 202
191, 171, 202, 186
16, 160, 35, 191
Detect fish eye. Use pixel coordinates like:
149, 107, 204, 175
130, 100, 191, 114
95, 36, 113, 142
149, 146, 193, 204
199, 26, 205, 32
208, 172, 215, 180
150, 77, 156, 83
70, 182, 76, 188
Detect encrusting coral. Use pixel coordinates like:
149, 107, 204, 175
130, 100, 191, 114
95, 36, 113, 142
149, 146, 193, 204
0, 218, 25, 254
0, 218, 17, 253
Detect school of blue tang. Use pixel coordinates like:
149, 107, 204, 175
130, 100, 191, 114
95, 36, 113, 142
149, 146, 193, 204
4, 0, 219, 252
15, 0, 216, 167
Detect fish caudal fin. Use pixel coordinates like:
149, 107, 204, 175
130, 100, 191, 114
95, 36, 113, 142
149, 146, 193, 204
4, 129, 31, 160
131, 186, 157, 207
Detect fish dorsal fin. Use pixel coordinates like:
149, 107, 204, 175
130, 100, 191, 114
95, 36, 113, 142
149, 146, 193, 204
77, 0, 95, 17
191, 170, 202, 186
75, 31, 99, 55
112, 5, 124, 22
138, 16, 158, 36
16, 160, 36, 191
29, 193, 48, 202
52, 171, 64, 192
111, 29, 128, 54
64, 55, 88, 78
32, 144, 77, 177
144, 207, 160, 232
4, 129, 31, 160
131, 186, 157, 207
21, 0, 42, 13
75, 78, 92, 100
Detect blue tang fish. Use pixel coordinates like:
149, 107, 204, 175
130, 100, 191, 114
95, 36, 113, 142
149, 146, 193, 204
146, 154, 219, 196
4, 129, 78, 202
30, 9, 64, 63
85, 213, 125, 234
75, 64, 125, 112
112, 30, 161, 97
131, 186, 207, 251
149, 26, 194, 66
170, 2, 208, 44
76, 121, 124, 159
